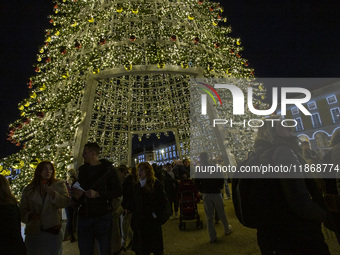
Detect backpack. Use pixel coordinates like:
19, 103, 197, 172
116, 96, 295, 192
232, 146, 277, 229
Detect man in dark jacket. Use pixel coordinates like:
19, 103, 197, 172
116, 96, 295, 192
74, 142, 122, 255
253, 119, 330, 254
195, 152, 232, 243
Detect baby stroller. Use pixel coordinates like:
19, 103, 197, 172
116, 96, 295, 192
178, 179, 203, 230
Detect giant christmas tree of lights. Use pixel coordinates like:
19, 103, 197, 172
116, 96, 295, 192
0, 0, 266, 196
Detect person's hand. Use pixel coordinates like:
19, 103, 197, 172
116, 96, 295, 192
85, 189, 99, 198
73, 188, 84, 199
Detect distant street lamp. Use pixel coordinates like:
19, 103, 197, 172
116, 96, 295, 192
161, 149, 165, 163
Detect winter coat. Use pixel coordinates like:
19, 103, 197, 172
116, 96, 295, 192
254, 138, 328, 242
20, 179, 69, 235
77, 159, 122, 217
163, 171, 178, 202
131, 179, 167, 254
121, 174, 135, 210
0, 203, 26, 254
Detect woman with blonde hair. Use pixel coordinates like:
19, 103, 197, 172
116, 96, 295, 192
130, 162, 168, 255
20, 161, 69, 255
253, 119, 330, 254
0, 175, 26, 255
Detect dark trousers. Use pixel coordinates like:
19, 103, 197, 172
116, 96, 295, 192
65, 206, 77, 238
77, 213, 112, 255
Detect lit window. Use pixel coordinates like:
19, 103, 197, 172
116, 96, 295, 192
307, 101, 317, 110
169, 146, 172, 151
327, 95, 337, 104
166, 153, 168, 159
165, 148, 168, 152
295, 117, 304, 132
330, 107, 340, 123
311, 113, 322, 128
291, 107, 299, 115
173, 151, 176, 158
172, 145, 175, 150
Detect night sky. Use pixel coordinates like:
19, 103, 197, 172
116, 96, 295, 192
0, 0, 339, 158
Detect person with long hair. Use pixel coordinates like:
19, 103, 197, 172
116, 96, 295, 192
253, 118, 330, 254
130, 162, 168, 255
0, 175, 26, 255
20, 161, 69, 255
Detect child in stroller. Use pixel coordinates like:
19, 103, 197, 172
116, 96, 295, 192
178, 175, 203, 230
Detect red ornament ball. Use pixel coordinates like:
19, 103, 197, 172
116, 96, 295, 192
75, 42, 81, 49
23, 118, 30, 124
27, 80, 33, 89
129, 35, 136, 42
37, 112, 45, 118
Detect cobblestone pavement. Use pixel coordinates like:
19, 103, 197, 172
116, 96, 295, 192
62, 198, 340, 255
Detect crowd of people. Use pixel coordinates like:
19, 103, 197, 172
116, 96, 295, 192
1, 142, 229, 255
1, 124, 340, 254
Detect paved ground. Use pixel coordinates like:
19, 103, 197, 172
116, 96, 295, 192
61, 198, 340, 255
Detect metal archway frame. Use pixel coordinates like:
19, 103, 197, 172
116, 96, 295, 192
73, 65, 202, 169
